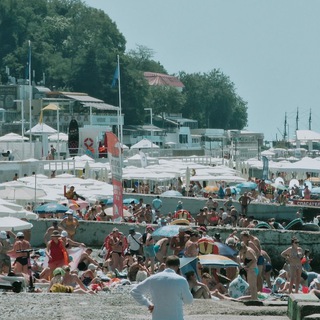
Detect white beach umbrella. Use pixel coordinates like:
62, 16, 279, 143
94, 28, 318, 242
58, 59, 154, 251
0, 217, 33, 231
48, 133, 68, 142
0, 181, 46, 200
0, 132, 29, 142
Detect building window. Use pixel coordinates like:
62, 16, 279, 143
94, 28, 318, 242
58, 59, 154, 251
179, 134, 188, 144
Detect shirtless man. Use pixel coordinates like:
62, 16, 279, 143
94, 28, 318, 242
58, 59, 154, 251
44, 221, 64, 243
196, 209, 207, 226
238, 192, 252, 215
170, 227, 190, 257
184, 232, 199, 257
77, 248, 99, 271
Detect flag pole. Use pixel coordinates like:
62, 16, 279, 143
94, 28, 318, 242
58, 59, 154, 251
117, 54, 123, 145
28, 40, 32, 150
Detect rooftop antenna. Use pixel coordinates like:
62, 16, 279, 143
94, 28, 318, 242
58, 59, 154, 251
309, 109, 312, 130
296, 107, 299, 131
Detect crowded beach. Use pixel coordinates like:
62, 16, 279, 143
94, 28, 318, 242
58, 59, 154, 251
1, 177, 320, 307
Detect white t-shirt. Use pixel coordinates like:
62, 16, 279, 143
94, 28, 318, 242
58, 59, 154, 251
128, 232, 142, 251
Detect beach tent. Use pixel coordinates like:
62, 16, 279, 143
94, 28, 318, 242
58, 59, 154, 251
130, 139, 159, 149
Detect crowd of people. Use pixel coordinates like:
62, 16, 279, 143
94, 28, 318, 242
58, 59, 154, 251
0, 217, 319, 305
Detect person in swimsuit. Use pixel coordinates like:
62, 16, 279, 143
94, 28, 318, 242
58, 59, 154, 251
141, 225, 156, 274
44, 221, 64, 244
80, 263, 98, 286
13, 232, 31, 274
0, 230, 15, 274
77, 248, 99, 271
62, 265, 93, 294
281, 237, 303, 294
170, 227, 190, 257
109, 228, 126, 272
239, 241, 258, 300
60, 211, 79, 239
60, 230, 85, 249
240, 230, 263, 292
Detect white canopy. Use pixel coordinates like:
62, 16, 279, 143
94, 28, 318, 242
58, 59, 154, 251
296, 130, 320, 142
25, 123, 57, 135
130, 139, 159, 149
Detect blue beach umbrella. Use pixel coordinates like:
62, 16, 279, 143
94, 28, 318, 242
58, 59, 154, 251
161, 190, 183, 197
152, 225, 182, 238
34, 202, 68, 214
237, 182, 257, 189
123, 198, 139, 205
214, 242, 238, 257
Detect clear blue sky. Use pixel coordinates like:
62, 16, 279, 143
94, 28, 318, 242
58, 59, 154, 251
85, 0, 320, 142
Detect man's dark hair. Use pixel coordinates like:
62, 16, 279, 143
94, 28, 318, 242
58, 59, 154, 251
184, 270, 195, 280
165, 255, 180, 268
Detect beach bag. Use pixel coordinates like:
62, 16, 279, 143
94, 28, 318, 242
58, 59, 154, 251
228, 275, 249, 298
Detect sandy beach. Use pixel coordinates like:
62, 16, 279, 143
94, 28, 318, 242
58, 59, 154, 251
0, 291, 289, 320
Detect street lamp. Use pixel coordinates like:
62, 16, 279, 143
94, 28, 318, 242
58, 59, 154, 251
14, 99, 25, 159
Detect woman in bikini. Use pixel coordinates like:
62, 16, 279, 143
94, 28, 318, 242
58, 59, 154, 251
60, 212, 79, 240
281, 237, 303, 294
239, 241, 258, 300
109, 228, 125, 272
62, 265, 93, 294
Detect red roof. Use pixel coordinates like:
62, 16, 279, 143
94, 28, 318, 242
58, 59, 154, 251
144, 72, 184, 88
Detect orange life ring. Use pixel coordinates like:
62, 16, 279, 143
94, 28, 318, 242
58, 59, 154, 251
84, 137, 94, 149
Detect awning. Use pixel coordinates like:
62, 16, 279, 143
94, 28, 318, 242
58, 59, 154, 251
64, 94, 103, 103
82, 102, 119, 111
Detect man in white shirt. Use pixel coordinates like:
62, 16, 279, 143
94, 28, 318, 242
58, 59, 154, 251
131, 255, 193, 320
127, 227, 142, 256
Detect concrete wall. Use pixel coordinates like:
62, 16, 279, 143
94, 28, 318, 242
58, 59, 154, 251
30, 219, 320, 271
123, 194, 305, 222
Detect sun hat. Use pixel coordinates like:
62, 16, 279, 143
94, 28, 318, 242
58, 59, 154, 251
51, 230, 61, 237
0, 231, 7, 240
279, 269, 287, 276
61, 231, 68, 238
146, 225, 154, 231
66, 209, 73, 214
112, 227, 119, 232
88, 263, 98, 271
226, 237, 236, 246
53, 267, 65, 277
16, 232, 24, 238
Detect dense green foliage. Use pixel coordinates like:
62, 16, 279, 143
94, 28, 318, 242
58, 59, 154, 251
0, 0, 248, 129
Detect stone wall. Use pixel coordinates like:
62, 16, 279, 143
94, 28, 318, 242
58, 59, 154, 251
30, 219, 320, 271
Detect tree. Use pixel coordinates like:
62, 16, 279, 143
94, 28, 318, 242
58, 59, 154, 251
147, 86, 185, 126
127, 45, 166, 73
179, 70, 248, 130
